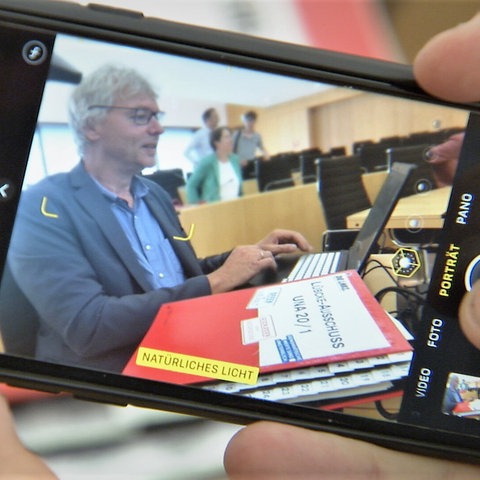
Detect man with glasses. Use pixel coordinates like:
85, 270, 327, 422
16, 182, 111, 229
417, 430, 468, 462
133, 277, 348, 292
6, 65, 311, 373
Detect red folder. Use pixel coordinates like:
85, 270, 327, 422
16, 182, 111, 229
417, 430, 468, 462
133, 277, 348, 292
123, 287, 258, 384
123, 271, 411, 385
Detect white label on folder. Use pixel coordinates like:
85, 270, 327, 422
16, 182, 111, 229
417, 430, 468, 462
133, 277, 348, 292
246, 286, 281, 309
241, 315, 277, 345
255, 274, 392, 367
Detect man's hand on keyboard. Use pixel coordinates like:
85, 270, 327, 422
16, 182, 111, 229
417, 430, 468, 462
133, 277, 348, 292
257, 229, 313, 256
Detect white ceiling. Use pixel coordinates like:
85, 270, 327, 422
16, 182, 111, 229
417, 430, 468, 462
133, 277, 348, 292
47, 0, 333, 110
52, 33, 329, 108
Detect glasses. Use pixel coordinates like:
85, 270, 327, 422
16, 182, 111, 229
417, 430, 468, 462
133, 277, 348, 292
88, 105, 165, 125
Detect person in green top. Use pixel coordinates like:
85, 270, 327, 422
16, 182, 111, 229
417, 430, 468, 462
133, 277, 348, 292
186, 126, 243, 203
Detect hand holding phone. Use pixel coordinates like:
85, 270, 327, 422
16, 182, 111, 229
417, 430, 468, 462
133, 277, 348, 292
2, 0, 480, 468
225, 420, 480, 479
226, 13, 480, 478
0, 394, 56, 478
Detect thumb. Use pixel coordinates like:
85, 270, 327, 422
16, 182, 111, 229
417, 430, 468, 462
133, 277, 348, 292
413, 13, 480, 103
459, 281, 480, 350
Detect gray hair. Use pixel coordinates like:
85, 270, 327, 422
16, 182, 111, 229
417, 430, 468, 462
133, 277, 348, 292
69, 65, 158, 154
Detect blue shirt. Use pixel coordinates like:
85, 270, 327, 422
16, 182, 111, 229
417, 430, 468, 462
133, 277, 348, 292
92, 175, 186, 290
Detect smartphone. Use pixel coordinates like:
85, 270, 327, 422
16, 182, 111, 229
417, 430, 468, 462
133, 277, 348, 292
1, 0, 480, 464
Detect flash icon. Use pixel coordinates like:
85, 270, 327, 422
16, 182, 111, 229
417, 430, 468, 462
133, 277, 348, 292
29, 46, 43, 61
22, 40, 48, 65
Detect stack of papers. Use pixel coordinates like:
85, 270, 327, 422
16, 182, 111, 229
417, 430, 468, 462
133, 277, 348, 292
123, 271, 412, 406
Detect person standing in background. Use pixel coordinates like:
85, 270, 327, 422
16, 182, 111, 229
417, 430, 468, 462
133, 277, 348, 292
184, 107, 220, 170
232, 110, 269, 166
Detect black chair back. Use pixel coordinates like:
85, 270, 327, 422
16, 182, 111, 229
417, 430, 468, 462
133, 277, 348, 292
299, 148, 321, 184
256, 153, 299, 191
144, 169, 185, 205
386, 144, 436, 197
317, 155, 371, 230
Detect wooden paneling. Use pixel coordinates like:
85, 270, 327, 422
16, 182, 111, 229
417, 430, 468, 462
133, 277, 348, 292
179, 184, 326, 258
228, 88, 467, 159
257, 89, 360, 154
310, 91, 468, 153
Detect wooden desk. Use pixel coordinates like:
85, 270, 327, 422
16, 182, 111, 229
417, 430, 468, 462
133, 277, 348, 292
179, 184, 326, 258
346, 186, 451, 230
362, 170, 388, 204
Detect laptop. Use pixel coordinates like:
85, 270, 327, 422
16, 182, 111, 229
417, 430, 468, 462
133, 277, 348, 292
284, 161, 415, 281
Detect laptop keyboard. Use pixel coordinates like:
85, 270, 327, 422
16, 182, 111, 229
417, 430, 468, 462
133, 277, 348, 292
285, 251, 344, 282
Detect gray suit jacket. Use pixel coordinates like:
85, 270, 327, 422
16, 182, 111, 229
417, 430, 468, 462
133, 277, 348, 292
8, 163, 228, 371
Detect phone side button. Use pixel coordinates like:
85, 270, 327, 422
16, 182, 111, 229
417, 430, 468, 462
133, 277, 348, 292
87, 4, 144, 19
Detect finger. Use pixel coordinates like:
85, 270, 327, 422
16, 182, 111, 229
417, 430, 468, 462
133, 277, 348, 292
259, 230, 313, 253
0, 396, 56, 478
291, 235, 314, 252
224, 421, 478, 480
262, 243, 299, 256
413, 13, 480, 103
273, 230, 313, 252
0, 395, 18, 444
459, 281, 480, 350
257, 250, 277, 269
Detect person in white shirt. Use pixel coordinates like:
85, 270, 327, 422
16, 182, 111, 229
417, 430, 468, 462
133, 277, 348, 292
184, 107, 219, 170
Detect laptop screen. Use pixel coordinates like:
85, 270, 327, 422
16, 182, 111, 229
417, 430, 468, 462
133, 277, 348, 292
347, 161, 415, 271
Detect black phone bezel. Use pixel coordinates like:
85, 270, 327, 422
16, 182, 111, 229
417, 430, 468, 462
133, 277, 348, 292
1, 0, 480, 464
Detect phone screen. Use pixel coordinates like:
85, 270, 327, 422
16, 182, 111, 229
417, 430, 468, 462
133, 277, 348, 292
1, 5, 480, 460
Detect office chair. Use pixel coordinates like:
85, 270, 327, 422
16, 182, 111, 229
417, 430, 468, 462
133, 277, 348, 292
317, 154, 371, 230
143, 168, 186, 205
255, 152, 299, 191
358, 142, 391, 173
241, 157, 257, 179
386, 144, 436, 197
299, 148, 322, 184
378, 135, 403, 146
352, 139, 374, 155
327, 146, 347, 157
402, 130, 445, 146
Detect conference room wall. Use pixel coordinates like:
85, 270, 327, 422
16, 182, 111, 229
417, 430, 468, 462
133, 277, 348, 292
225, 104, 267, 130
225, 101, 308, 155
310, 92, 468, 153
225, 88, 358, 155
235, 88, 468, 157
